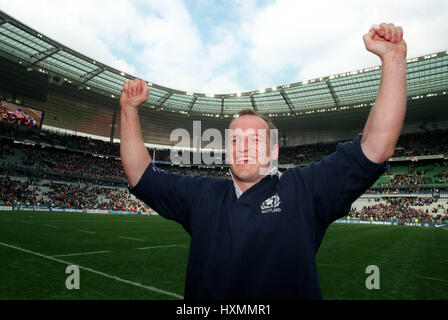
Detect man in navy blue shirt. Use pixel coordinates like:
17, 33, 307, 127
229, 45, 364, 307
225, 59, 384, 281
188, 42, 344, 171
119, 23, 407, 299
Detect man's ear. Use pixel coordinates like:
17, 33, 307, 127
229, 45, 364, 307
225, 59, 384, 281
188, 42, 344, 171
271, 144, 279, 161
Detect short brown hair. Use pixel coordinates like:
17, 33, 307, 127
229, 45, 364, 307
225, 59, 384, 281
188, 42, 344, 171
231, 109, 277, 130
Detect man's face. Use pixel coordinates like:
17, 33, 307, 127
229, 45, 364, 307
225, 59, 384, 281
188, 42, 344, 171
227, 115, 278, 183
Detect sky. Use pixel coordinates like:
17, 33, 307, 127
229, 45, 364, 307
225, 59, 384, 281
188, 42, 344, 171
1, 0, 448, 94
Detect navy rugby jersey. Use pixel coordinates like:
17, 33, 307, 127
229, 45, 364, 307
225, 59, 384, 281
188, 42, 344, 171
129, 134, 388, 300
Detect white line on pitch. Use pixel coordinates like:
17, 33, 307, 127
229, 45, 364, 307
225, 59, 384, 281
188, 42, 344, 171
51, 250, 112, 258
44, 224, 59, 228
317, 263, 331, 267
416, 275, 448, 284
76, 229, 95, 234
137, 245, 180, 250
0, 241, 183, 299
20, 221, 33, 224
118, 236, 145, 242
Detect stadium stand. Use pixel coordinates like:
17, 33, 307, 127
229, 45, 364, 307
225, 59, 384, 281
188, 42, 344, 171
1, 120, 447, 223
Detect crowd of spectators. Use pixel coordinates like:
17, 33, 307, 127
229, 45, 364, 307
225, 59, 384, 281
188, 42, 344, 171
379, 170, 433, 188
349, 198, 448, 224
364, 188, 439, 195
45, 150, 124, 180
0, 175, 41, 207
392, 130, 448, 157
279, 143, 337, 165
279, 129, 448, 165
43, 182, 103, 209
2, 120, 448, 216
434, 168, 448, 183
3, 169, 447, 220
99, 188, 148, 213
0, 138, 125, 181
0, 174, 149, 213
2, 121, 448, 166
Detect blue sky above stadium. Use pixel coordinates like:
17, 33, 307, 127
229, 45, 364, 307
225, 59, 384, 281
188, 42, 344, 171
1, 0, 447, 94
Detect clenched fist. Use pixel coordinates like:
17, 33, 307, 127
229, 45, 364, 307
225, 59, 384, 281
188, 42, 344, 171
120, 79, 149, 110
363, 23, 407, 61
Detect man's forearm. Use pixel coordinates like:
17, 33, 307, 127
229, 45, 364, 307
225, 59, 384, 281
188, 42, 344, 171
120, 105, 151, 188
361, 54, 407, 163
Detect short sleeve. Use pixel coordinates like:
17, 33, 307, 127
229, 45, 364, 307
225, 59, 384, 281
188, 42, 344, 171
301, 134, 389, 228
129, 162, 204, 233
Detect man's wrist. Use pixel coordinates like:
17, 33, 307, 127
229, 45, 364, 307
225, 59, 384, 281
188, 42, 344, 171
380, 52, 407, 66
121, 103, 140, 116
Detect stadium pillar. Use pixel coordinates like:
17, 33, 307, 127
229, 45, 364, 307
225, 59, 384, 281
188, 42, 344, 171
433, 119, 438, 131
282, 130, 287, 148
110, 109, 117, 143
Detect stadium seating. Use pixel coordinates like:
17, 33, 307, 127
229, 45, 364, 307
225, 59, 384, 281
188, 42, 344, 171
1, 121, 447, 222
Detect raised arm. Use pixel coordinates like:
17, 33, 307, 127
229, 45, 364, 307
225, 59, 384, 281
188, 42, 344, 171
120, 79, 151, 187
361, 23, 408, 163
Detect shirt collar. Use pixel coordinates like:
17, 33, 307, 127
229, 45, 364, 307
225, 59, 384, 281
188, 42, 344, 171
229, 167, 282, 199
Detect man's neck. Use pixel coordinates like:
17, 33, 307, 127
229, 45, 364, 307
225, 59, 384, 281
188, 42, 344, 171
234, 176, 264, 195
230, 167, 280, 198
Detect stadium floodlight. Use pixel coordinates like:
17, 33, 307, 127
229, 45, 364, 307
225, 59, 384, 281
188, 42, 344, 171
272, 86, 277, 91
236, 92, 241, 97
186, 92, 193, 96
206, 93, 214, 98
259, 88, 265, 94
120, 72, 126, 76
302, 80, 308, 85
424, 53, 437, 59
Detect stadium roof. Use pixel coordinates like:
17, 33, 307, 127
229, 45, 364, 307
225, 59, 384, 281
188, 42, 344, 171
1, 10, 448, 120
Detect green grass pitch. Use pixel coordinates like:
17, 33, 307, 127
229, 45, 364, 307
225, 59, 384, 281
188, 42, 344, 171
0, 210, 446, 300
